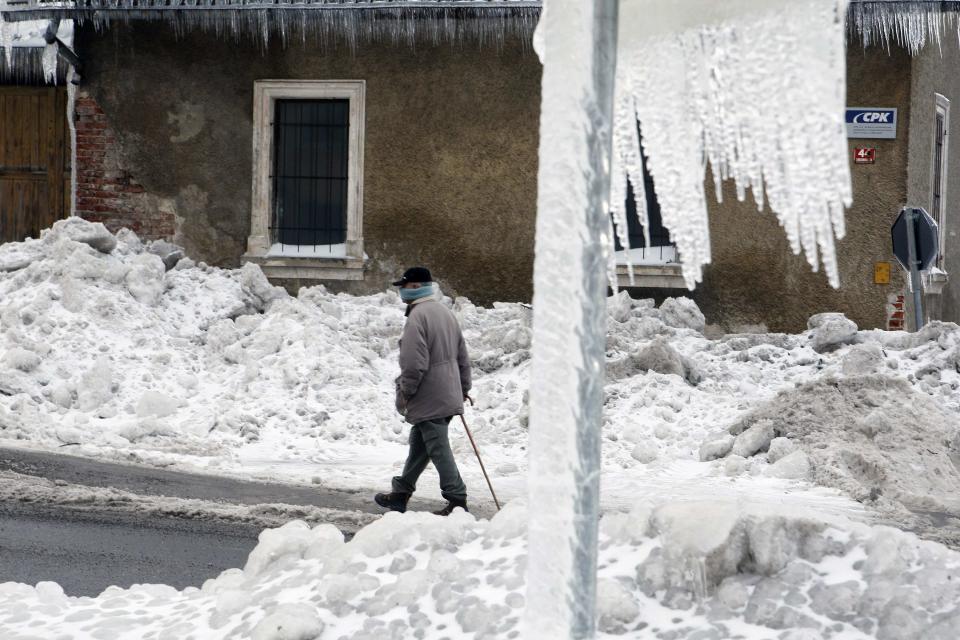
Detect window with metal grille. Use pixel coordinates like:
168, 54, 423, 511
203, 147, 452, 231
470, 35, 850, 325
933, 94, 950, 270
613, 128, 676, 266
271, 99, 349, 252
613, 166, 674, 263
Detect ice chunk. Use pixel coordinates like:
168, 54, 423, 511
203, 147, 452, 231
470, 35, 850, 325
244, 520, 317, 577
809, 313, 858, 353
136, 390, 179, 418
842, 342, 883, 376
716, 576, 750, 609
241, 262, 287, 310
3, 347, 40, 373
597, 578, 640, 629
765, 450, 811, 480
607, 290, 634, 324
724, 455, 748, 477
250, 603, 324, 640
766, 436, 797, 463
599, 503, 653, 543
77, 356, 114, 411
609, 336, 698, 384
147, 240, 185, 271
659, 297, 705, 333
630, 443, 658, 464
124, 253, 166, 305
42, 218, 117, 254
730, 421, 774, 457
699, 434, 735, 461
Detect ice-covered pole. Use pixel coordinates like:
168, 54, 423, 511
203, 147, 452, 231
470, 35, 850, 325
523, 1, 617, 638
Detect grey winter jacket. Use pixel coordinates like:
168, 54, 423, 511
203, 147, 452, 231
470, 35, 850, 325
395, 299, 472, 425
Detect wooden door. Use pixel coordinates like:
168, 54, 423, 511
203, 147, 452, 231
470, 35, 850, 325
0, 86, 69, 244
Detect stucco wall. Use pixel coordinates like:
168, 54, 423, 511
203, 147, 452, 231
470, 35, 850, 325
77, 23, 541, 306
907, 33, 960, 325
77, 23, 916, 331
687, 45, 913, 333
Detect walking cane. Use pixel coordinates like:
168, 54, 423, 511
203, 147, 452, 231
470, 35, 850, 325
461, 396, 501, 511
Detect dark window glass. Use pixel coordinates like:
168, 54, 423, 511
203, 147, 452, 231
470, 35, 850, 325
272, 99, 349, 247
933, 112, 945, 227
614, 163, 671, 252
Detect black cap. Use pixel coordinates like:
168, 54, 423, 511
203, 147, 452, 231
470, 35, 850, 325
392, 266, 432, 287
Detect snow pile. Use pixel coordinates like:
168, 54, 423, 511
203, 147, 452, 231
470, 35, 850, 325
0, 221, 715, 484
2, 501, 960, 639
3, 222, 960, 635
705, 375, 960, 519
0, 219, 405, 464
2, 221, 959, 518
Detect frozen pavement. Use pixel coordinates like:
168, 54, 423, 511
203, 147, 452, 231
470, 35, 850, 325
0, 445, 451, 519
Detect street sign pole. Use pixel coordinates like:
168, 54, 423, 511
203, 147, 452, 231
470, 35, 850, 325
892, 206, 938, 332
905, 208, 924, 330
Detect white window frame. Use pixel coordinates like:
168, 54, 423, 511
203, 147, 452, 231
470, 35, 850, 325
243, 79, 366, 280
932, 93, 950, 272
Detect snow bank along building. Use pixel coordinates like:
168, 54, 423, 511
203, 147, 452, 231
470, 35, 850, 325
1, 0, 959, 333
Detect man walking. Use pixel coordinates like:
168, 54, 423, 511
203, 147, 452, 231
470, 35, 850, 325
375, 267, 472, 516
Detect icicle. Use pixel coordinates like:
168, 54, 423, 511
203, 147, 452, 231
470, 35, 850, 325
848, 0, 956, 55
609, 74, 649, 288
612, 0, 852, 290
0, 2, 9, 72
0, 4, 542, 59
524, 1, 616, 637
41, 40, 58, 84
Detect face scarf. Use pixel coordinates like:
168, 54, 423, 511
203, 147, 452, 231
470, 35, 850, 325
399, 283, 435, 303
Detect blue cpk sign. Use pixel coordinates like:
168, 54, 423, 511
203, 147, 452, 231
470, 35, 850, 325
846, 107, 897, 139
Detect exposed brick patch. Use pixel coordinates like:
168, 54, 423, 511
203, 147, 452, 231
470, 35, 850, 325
74, 91, 174, 241
887, 294, 905, 331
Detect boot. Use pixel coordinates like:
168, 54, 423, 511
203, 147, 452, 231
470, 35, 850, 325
374, 491, 411, 513
432, 498, 468, 516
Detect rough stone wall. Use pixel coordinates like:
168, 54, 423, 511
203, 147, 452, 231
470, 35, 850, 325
907, 32, 960, 325
75, 23, 540, 305
75, 92, 176, 240
688, 45, 913, 333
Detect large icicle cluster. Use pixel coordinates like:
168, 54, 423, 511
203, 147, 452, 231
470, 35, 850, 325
612, 0, 853, 289
4, 0, 540, 51
849, 0, 960, 55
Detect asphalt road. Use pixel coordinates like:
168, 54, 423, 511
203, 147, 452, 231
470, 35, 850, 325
0, 446, 380, 512
0, 502, 261, 596
0, 446, 446, 596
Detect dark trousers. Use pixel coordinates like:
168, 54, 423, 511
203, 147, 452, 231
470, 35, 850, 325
392, 416, 468, 503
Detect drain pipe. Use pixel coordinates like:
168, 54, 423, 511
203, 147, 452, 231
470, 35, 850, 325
43, 18, 82, 81
44, 18, 81, 218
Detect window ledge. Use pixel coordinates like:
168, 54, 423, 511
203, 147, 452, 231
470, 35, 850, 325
242, 253, 365, 281
616, 263, 687, 289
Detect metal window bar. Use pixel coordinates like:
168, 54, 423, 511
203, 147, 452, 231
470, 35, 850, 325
270, 98, 349, 256
933, 113, 944, 225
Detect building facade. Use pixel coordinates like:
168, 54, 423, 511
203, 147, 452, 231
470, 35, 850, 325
1, 0, 958, 332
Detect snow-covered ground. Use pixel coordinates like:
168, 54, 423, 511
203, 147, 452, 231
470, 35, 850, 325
1, 219, 960, 637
